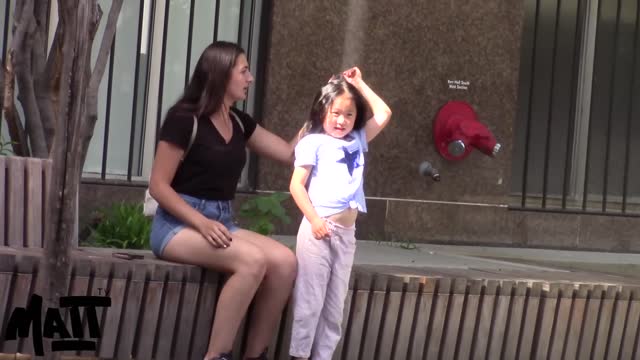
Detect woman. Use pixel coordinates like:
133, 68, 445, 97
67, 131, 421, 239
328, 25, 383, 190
148, 41, 297, 360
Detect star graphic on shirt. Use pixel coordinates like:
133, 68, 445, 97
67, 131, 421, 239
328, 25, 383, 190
337, 147, 360, 176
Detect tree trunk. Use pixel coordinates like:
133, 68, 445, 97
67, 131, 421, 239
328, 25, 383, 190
41, 0, 121, 358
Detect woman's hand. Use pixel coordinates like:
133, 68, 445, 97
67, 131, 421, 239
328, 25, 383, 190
311, 217, 330, 240
196, 217, 232, 248
342, 67, 363, 85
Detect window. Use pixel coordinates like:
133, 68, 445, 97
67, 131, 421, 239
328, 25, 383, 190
511, 0, 640, 215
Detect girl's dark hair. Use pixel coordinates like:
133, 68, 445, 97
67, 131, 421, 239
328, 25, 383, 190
303, 75, 367, 135
168, 41, 245, 118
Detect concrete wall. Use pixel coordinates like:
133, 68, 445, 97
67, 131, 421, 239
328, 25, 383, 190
79, 0, 640, 253
251, 0, 640, 252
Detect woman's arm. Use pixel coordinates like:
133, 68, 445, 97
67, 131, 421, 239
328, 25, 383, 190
343, 67, 392, 142
289, 166, 330, 239
247, 124, 301, 165
149, 141, 231, 247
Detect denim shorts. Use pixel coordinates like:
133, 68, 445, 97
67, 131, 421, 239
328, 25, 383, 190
149, 193, 240, 257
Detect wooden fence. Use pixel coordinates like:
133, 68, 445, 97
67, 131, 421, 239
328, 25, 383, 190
0, 156, 52, 249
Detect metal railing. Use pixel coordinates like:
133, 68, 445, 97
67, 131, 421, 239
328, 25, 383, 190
511, 0, 640, 216
0, 0, 270, 191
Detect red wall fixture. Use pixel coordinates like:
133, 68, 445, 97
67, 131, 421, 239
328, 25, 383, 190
433, 101, 501, 161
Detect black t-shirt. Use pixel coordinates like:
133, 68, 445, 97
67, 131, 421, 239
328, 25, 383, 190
158, 107, 257, 200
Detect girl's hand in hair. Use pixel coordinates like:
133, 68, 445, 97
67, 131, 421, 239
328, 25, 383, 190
342, 67, 362, 85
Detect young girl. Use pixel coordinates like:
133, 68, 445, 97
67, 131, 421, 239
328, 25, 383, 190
288, 67, 392, 360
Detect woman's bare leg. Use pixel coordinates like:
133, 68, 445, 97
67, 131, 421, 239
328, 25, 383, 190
232, 229, 297, 358
161, 227, 268, 359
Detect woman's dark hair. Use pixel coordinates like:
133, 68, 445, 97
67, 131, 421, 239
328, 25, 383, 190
303, 75, 367, 135
168, 41, 245, 118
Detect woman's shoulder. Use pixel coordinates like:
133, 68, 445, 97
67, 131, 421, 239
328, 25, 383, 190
229, 106, 255, 122
165, 107, 196, 123
229, 106, 257, 138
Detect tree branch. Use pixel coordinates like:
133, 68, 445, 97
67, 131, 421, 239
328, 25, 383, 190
44, 25, 63, 147
12, 0, 48, 157
33, 0, 56, 153
3, 52, 29, 156
80, 0, 122, 169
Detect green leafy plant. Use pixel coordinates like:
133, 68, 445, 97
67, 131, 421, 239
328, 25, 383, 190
238, 192, 291, 236
0, 136, 15, 156
87, 202, 152, 250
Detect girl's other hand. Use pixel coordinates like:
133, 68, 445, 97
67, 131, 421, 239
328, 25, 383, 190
311, 218, 330, 240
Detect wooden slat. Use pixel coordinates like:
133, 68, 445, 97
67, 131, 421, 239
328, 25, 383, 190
116, 263, 147, 360
0, 156, 6, 246
577, 285, 605, 359
79, 261, 112, 358
0, 253, 17, 349
424, 278, 452, 360
548, 284, 574, 360
333, 274, 354, 360
503, 282, 529, 359
392, 277, 421, 360
7, 157, 25, 247
275, 301, 294, 360
517, 282, 542, 359
455, 279, 483, 360
41, 159, 52, 248
172, 266, 202, 360
564, 284, 591, 359
189, 270, 220, 360
155, 267, 184, 360
619, 288, 640, 359
533, 284, 559, 359
441, 278, 467, 360
592, 286, 619, 360
487, 281, 514, 360
372, 276, 400, 360
135, 265, 167, 360
15, 257, 39, 356
408, 277, 435, 360
341, 272, 371, 359
606, 287, 630, 359
5, 271, 35, 354
60, 259, 92, 358
97, 262, 130, 359
472, 280, 499, 360
24, 159, 43, 248
360, 274, 388, 360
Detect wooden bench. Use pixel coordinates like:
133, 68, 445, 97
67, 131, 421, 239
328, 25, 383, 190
2, 247, 640, 360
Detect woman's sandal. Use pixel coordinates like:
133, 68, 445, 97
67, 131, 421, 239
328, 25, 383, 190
208, 352, 233, 360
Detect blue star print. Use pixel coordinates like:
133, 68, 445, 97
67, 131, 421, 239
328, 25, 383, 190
337, 147, 361, 176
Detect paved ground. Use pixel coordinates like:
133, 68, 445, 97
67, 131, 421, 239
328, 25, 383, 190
274, 235, 640, 286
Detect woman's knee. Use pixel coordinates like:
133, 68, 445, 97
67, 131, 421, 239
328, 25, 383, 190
235, 248, 268, 282
268, 246, 297, 282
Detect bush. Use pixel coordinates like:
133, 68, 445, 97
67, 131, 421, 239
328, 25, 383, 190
0, 136, 14, 156
238, 192, 291, 236
87, 202, 152, 250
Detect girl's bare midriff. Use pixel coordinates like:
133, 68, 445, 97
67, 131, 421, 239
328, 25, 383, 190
327, 207, 358, 227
